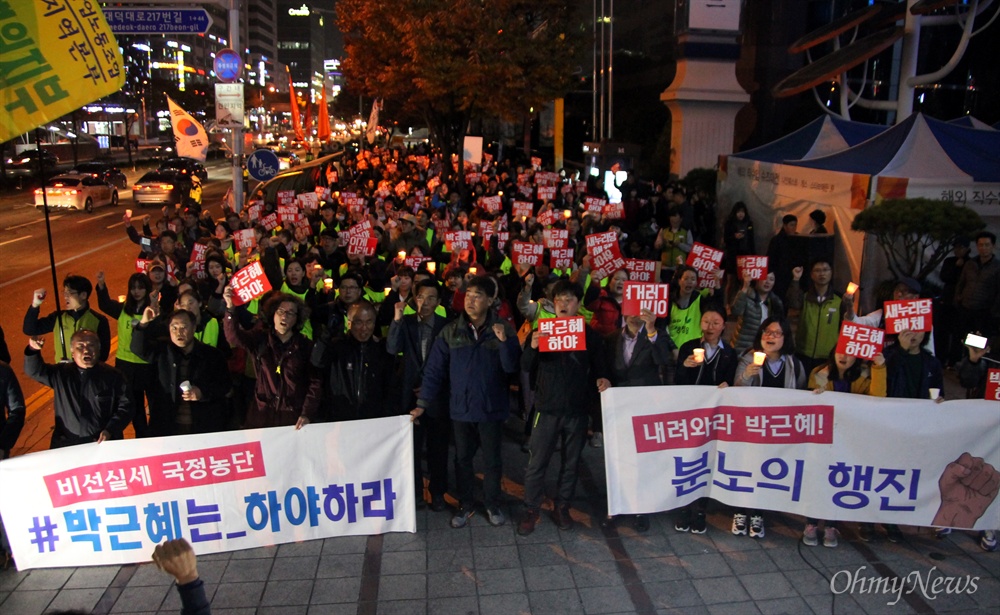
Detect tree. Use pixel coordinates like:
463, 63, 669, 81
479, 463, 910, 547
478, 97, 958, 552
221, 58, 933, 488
851, 198, 985, 282
336, 0, 584, 178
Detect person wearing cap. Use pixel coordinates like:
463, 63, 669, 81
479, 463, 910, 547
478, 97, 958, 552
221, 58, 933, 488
147, 260, 179, 314
392, 213, 430, 256
24, 274, 112, 363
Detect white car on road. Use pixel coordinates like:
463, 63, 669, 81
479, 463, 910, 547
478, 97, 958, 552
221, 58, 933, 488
34, 174, 119, 213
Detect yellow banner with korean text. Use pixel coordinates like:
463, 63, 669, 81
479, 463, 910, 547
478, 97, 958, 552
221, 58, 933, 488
0, 0, 124, 142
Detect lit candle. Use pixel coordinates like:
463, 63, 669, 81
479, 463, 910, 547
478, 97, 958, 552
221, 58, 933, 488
323, 278, 333, 290
118, 295, 126, 303
383, 286, 391, 296
469, 266, 478, 275
426, 262, 436, 274
563, 210, 572, 219
397, 250, 406, 261
692, 348, 705, 363
753, 352, 766, 366
846, 282, 859, 295
125, 209, 132, 217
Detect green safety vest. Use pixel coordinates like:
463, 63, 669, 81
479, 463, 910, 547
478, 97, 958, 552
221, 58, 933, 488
55, 310, 102, 362
194, 317, 220, 348
668, 291, 707, 348
114, 311, 148, 365
280, 282, 313, 339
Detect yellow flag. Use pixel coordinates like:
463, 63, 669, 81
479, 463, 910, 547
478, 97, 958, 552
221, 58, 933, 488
0, 0, 125, 142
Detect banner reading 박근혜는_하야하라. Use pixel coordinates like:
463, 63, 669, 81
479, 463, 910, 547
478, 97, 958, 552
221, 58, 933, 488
0, 0, 126, 142
0, 417, 416, 571
602, 386, 1000, 531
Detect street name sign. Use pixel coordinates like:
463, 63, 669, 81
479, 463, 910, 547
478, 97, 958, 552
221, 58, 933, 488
104, 8, 213, 34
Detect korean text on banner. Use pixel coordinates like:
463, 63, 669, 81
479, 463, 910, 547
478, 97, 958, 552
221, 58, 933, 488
986, 369, 1000, 401
512, 241, 544, 266
229, 262, 272, 306
586, 232, 626, 279
737, 255, 769, 280
0, 1, 125, 142
625, 259, 658, 282
884, 299, 933, 333
0, 418, 416, 570
538, 317, 586, 352
622, 283, 670, 317
602, 386, 1000, 530
835, 322, 884, 360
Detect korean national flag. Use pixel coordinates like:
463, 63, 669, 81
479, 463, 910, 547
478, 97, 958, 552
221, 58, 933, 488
167, 96, 208, 162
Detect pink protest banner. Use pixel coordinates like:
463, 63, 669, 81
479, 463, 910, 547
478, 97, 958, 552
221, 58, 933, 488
737, 255, 769, 280
276, 190, 296, 207
622, 282, 670, 317
550, 248, 574, 269
537, 209, 558, 226
479, 195, 502, 213
513, 201, 534, 220
348, 234, 378, 258
445, 231, 472, 251
512, 241, 544, 266
234, 229, 257, 253
603, 201, 625, 219
260, 213, 279, 231
537, 185, 556, 202
584, 196, 606, 215
538, 317, 586, 352
986, 369, 1000, 401
543, 229, 568, 249
884, 299, 933, 333
835, 322, 885, 360
625, 259, 658, 282
230, 262, 272, 306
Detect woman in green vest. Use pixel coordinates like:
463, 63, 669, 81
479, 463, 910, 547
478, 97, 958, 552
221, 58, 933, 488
668, 266, 719, 350
278, 258, 317, 340
95, 271, 153, 438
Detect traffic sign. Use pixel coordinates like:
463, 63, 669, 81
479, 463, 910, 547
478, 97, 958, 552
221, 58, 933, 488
215, 84, 244, 128
104, 8, 212, 34
214, 49, 243, 83
247, 149, 280, 182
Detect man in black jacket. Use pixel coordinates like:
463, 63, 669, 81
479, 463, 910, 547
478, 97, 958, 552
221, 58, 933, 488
24, 330, 133, 448
386, 280, 451, 510
518, 280, 611, 535
132, 309, 231, 436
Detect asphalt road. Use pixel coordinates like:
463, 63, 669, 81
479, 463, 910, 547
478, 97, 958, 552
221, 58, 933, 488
0, 160, 235, 456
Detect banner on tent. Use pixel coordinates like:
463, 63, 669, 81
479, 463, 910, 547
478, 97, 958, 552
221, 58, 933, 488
875, 177, 1000, 222
602, 385, 1000, 530
0, 418, 416, 570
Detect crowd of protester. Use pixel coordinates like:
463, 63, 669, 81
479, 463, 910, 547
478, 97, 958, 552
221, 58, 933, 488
4, 143, 998, 563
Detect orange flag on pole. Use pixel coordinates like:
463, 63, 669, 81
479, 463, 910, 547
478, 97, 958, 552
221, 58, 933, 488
288, 69, 304, 141
317, 83, 331, 142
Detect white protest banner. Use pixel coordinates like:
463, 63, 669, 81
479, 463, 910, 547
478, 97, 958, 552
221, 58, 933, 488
625, 259, 658, 282
230, 262, 272, 306
622, 282, 670, 317
835, 322, 885, 360
0, 418, 415, 570
884, 299, 933, 333
538, 317, 586, 352
512, 241, 544, 266
602, 386, 1000, 530
737, 255, 769, 280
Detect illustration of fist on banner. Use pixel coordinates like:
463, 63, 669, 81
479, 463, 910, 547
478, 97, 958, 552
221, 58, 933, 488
0, 0, 125, 142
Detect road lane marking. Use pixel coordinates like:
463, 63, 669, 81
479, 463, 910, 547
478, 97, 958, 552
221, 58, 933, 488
106, 221, 125, 229
4, 215, 64, 231
0, 236, 129, 288
0, 235, 32, 247
77, 211, 116, 224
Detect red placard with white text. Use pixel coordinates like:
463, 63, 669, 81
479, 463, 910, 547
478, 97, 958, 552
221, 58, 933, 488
687, 242, 723, 288
603, 201, 624, 219
234, 229, 256, 253
586, 232, 625, 280
550, 248, 574, 269
230, 262, 272, 306
537, 209, 558, 226
986, 369, 1000, 401
622, 282, 670, 317
348, 234, 378, 258
543, 228, 568, 249
276, 190, 296, 206
479, 195, 502, 213
346, 220, 374, 240
537, 185, 556, 202
538, 317, 586, 352
491, 231, 510, 251
884, 299, 933, 333
404, 256, 431, 270
584, 196, 606, 215
625, 259, 658, 282
277, 205, 300, 225
835, 322, 885, 360
135, 259, 151, 273
294, 218, 313, 237
512, 241, 544, 266
297, 192, 319, 211
260, 213, 279, 231
737, 255, 769, 280
445, 230, 472, 251
513, 201, 534, 220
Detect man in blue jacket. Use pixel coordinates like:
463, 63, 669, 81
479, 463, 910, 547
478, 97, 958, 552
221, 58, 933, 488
411, 276, 520, 528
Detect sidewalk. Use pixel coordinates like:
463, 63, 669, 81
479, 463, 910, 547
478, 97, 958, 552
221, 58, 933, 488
1, 421, 998, 615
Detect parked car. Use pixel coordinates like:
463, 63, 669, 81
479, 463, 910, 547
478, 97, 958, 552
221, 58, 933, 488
144, 144, 176, 162
72, 162, 128, 189
132, 170, 192, 207
5, 149, 59, 179
276, 151, 300, 170
34, 175, 118, 213
158, 157, 208, 181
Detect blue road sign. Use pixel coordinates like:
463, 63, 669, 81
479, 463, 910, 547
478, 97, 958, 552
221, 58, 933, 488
247, 149, 280, 182
104, 8, 213, 35
214, 49, 243, 83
